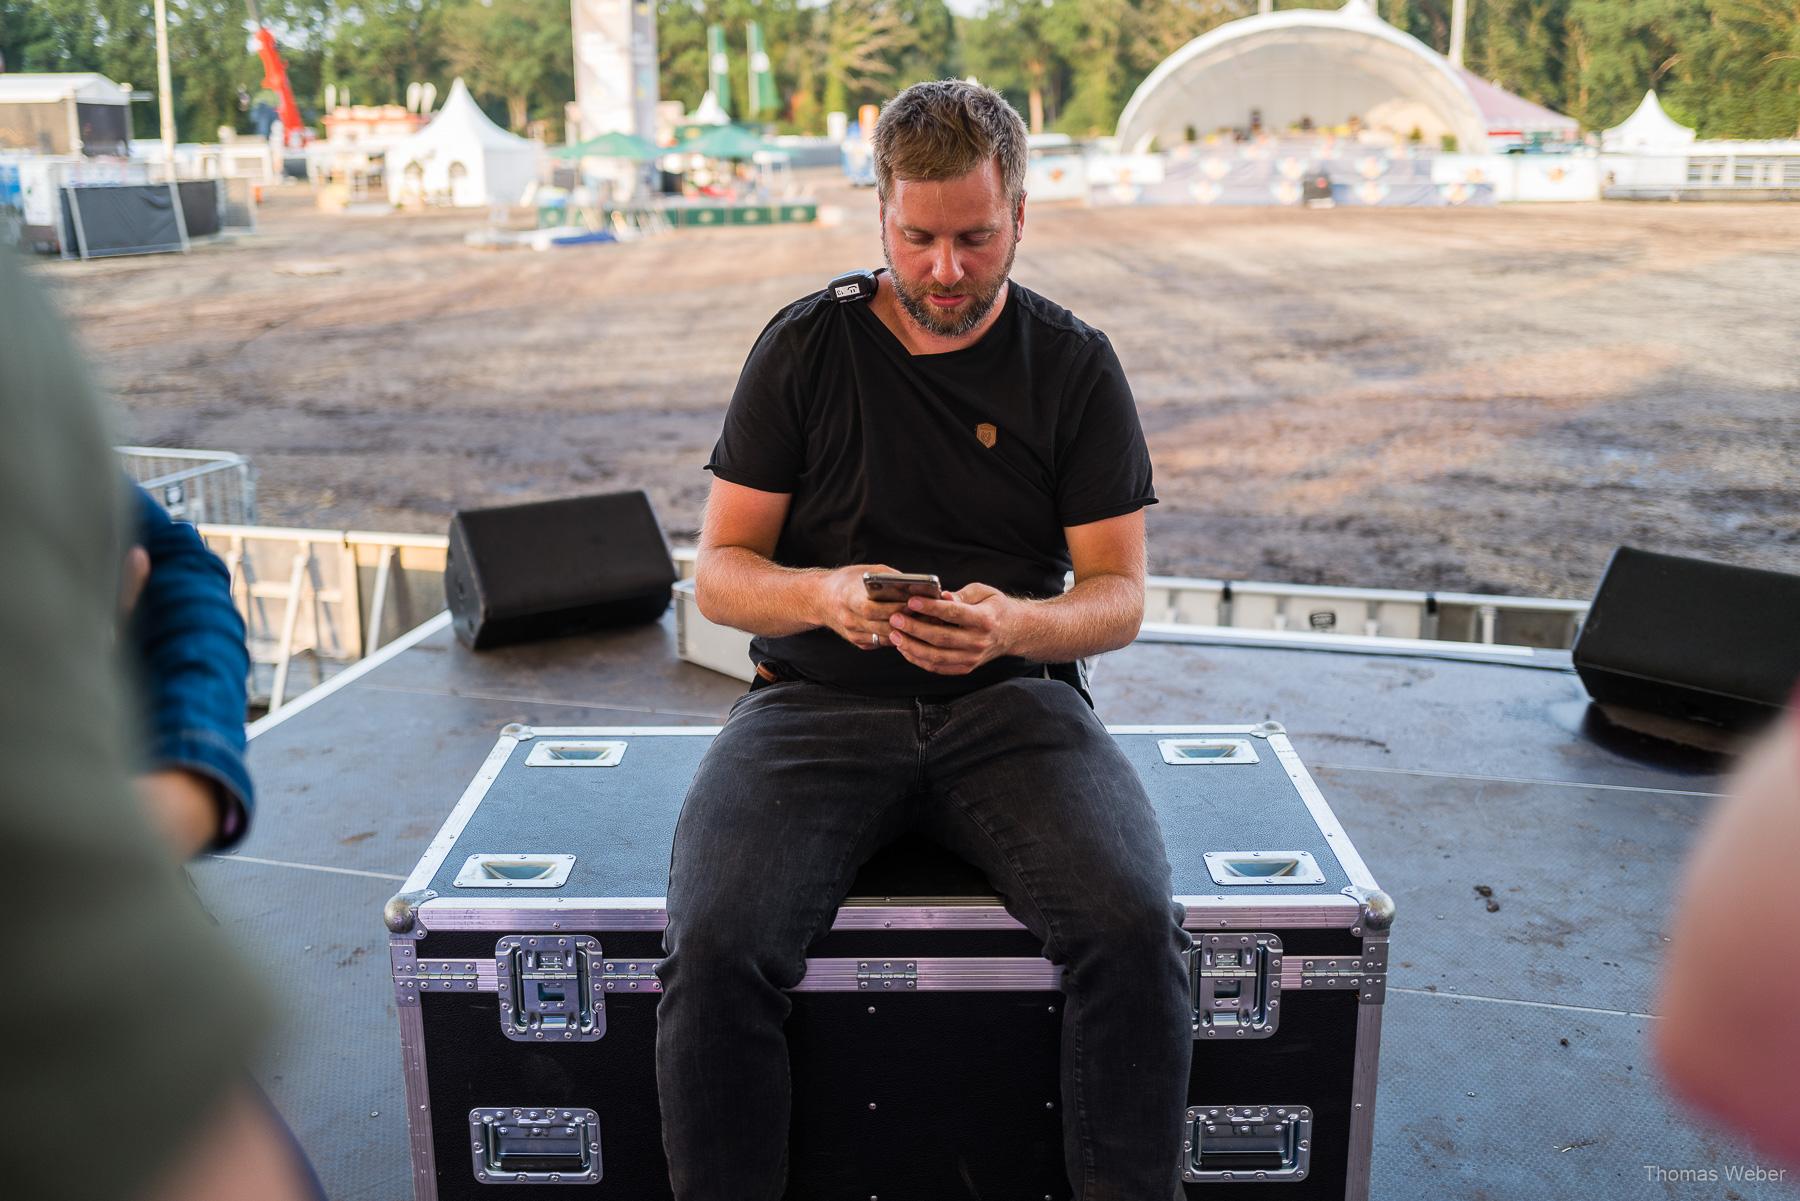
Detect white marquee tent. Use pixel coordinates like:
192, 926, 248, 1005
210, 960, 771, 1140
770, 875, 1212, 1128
384, 78, 539, 208
1602, 91, 1697, 153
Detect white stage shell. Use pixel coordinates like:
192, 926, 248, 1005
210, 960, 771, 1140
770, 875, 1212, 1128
384, 79, 540, 208
1116, 0, 1492, 154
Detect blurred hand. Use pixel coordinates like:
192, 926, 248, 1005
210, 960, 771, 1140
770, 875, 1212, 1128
120, 545, 150, 616
141, 1086, 318, 1201
137, 769, 221, 859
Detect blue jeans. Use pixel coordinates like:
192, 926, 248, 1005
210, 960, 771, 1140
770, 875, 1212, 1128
656, 676, 1193, 1200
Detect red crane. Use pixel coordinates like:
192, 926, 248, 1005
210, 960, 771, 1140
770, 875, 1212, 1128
246, 0, 308, 148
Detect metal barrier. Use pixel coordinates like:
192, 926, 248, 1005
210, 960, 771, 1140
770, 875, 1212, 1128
198, 525, 449, 713
1143, 576, 1588, 649
120, 447, 258, 526
202, 530, 1587, 708
676, 562, 1589, 685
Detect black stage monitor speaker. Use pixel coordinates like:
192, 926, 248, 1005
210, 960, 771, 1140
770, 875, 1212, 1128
446, 491, 676, 650
1573, 546, 1800, 732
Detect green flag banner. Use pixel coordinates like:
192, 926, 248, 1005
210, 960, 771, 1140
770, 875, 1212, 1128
747, 22, 778, 121
707, 25, 732, 119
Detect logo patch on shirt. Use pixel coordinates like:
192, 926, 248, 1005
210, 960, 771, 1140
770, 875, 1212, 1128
975, 422, 998, 449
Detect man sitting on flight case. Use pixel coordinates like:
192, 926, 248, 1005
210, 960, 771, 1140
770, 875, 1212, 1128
657, 80, 1192, 1201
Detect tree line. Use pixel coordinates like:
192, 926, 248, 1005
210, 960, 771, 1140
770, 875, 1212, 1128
1, 1, 1794, 144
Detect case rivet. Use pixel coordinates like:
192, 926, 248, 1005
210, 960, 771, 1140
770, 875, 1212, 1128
868, 1103, 877, 1111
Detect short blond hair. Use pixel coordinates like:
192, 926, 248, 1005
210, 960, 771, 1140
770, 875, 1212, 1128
873, 80, 1029, 206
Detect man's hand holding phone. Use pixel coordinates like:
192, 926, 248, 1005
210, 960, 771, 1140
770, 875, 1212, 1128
886, 581, 1019, 676
816, 565, 923, 650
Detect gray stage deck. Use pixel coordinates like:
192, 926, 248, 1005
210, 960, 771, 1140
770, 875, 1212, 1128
194, 613, 1797, 1200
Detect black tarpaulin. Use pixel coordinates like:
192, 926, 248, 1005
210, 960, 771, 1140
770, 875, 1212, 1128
176, 180, 221, 237
62, 184, 185, 258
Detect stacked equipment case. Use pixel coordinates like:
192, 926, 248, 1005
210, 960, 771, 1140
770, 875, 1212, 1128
385, 722, 1394, 1199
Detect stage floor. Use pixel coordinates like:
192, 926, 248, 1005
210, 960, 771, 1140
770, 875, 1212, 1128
194, 611, 1794, 1199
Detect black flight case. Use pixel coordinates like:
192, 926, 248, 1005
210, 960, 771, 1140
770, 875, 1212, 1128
385, 722, 1394, 1200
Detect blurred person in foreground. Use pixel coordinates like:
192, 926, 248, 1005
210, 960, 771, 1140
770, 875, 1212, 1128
0, 248, 314, 1201
1657, 700, 1800, 1171
125, 479, 254, 858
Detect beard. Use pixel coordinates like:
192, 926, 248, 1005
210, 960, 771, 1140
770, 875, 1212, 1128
880, 226, 1017, 338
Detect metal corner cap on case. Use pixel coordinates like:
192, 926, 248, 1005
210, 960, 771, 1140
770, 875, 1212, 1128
1348, 887, 1396, 931
500, 723, 535, 740
384, 888, 438, 933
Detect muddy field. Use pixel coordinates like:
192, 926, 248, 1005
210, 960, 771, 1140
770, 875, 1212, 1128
36, 175, 1800, 598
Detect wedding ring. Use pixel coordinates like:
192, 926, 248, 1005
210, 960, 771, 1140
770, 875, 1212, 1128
870, 632, 880, 646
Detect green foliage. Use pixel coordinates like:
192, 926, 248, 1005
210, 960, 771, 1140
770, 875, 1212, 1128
0, 0, 255, 140
1665, 0, 1800, 138
5, 0, 1796, 145
1467, 0, 1570, 114
443, 0, 571, 132
962, 0, 1067, 130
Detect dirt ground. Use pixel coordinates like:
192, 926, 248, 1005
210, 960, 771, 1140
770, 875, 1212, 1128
36, 173, 1800, 598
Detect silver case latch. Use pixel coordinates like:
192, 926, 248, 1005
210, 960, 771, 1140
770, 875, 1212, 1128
496, 935, 605, 1042
1189, 933, 1282, 1040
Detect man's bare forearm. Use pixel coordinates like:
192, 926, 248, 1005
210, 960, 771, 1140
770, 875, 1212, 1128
1004, 573, 1143, 663
694, 545, 827, 638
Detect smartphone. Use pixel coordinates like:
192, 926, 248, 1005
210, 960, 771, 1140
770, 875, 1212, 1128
863, 571, 942, 604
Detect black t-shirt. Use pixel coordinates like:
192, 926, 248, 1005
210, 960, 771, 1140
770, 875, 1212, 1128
706, 273, 1156, 698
